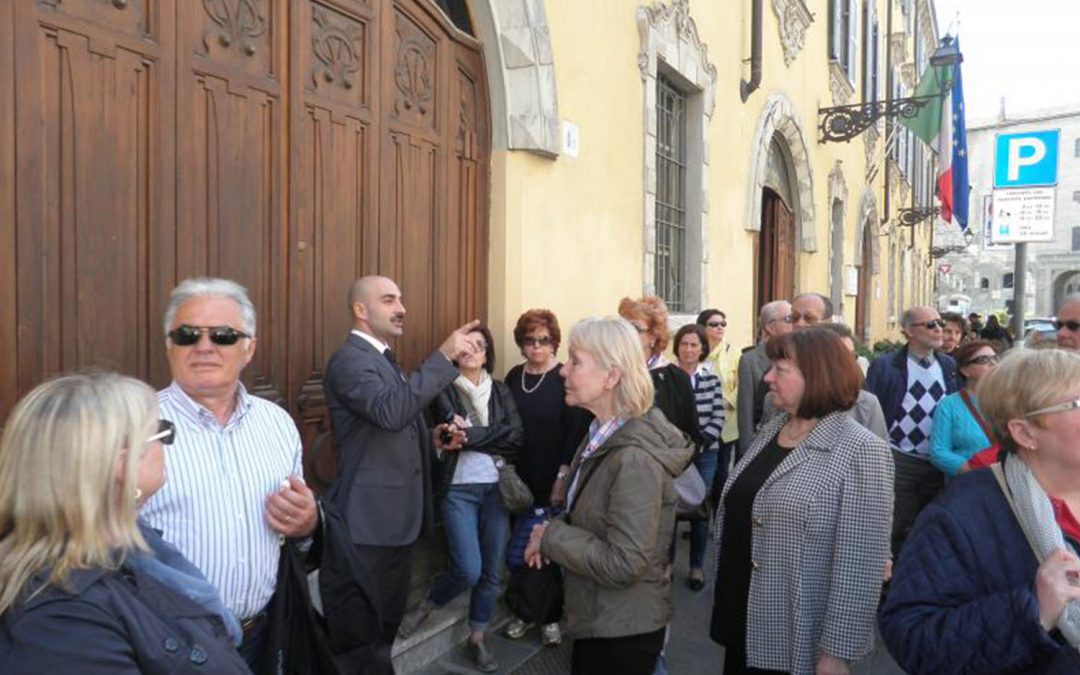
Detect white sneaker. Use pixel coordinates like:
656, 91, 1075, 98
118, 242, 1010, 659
541, 622, 562, 646
504, 617, 533, 639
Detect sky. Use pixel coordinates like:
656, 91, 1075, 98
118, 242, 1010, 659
933, 0, 1080, 121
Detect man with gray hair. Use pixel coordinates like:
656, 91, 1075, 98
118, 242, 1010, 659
865, 305, 959, 560
735, 299, 793, 456
1055, 295, 1080, 351
141, 277, 317, 672
790, 292, 834, 328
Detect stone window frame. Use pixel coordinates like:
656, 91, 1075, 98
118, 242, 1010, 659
637, 0, 717, 315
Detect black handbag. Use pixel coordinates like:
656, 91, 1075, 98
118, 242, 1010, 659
495, 457, 534, 515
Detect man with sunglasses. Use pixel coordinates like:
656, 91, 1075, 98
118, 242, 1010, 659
735, 300, 793, 457
1056, 295, 1080, 351
323, 275, 483, 675
141, 278, 317, 672
865, 306, 960, 561
790, 292, 833, 328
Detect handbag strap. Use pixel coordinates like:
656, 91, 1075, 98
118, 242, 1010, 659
989, 462, 1046, 564
960, 389, 995, 442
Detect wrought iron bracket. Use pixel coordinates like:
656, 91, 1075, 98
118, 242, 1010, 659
930, 244, 968, 258
897, 206, 941, 227
817, 94, 941, 143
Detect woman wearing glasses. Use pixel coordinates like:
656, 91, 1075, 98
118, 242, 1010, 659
501, 309, 591, 645
698, 309, 739, 500
928, 340, 1000, 477
0, 373, 249, 673
881, 348, 1080, 673
397, 325, 524, 673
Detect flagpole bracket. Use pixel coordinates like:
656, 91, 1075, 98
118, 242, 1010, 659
817, 95, 941, 144
930, 244, 968, 258
897, 206, 941, 227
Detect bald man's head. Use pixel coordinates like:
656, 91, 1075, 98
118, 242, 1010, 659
349, 276, 405, 341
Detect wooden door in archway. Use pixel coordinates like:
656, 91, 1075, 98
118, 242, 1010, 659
0, 0, 490, 482
855, 221, 874, 342
754, 188, 796, 330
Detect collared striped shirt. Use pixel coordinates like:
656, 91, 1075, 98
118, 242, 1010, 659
567, 416, 628, 509
141, 381, 303, 620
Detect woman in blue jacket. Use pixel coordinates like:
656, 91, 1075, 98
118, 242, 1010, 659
0, 373, 249, 674
881, 348, 1080, 674
929, 340, 999, 476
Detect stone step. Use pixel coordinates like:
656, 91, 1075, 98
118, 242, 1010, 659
392, 597, 520, 674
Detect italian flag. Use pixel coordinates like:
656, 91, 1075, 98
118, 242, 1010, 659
900, 40, 969, 230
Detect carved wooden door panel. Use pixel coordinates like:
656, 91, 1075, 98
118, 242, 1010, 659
774, 196, 796, 303
856, 225, 873, 342
756, 190, 796, 314
3, 0, 175, 421
174, 0, 288, 405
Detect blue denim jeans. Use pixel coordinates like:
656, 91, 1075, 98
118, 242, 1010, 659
428, 482, 510, 632
689, 449, 719, 569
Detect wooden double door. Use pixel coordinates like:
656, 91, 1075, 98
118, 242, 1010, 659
0, 0, 490, 486
754, 188, 796, 328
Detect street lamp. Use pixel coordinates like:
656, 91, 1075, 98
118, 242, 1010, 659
817, 37, 963, 144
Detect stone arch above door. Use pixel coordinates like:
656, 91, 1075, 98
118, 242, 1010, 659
854, 187, 881, 274
468, 0, 560, 155
746, 94, 816, 251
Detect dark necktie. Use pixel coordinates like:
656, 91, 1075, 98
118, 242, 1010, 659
384, 349, 404, 379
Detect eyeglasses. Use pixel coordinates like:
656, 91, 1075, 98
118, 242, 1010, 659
768, 315, 793, 325
522, 336, 553, 347
147, 419, 175, 445
473, 341, 489, 350
912, 319, 946, 330
168, 324, 252, 346
707, 320, 727, 328
963, 354, 999, 367
1025, 398, 1080, 418
1055, 319, 1080, 332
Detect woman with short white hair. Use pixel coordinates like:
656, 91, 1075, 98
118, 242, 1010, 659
524, 317, 694, 675
0, 373, 249, 674
881, 348, 1080, 673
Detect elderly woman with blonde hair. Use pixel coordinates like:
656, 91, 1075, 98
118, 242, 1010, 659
0, 373, 249, 673
524, 317, 694, 675
881, 348, 1080, 673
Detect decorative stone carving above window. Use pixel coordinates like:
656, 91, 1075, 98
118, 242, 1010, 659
829, 61, 855, 106
889, 31, 909, 65
863, 123, 880, 176
771, 0, 813, 67
900, 62, 916, 89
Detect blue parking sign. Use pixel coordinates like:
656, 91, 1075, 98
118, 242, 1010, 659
994, 130, 1060, 188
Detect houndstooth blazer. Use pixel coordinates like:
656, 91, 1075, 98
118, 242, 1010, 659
712, 410, 894, 674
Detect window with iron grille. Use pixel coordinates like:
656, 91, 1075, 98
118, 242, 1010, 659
655, 75, 687, 311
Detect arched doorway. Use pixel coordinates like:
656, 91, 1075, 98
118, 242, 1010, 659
755, 188, 797, 315
855, 219, 875, 341
0, 0, 491, 464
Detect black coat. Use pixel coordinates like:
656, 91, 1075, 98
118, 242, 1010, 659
651, 363, 702, 447
433, 379, 524, 496
0, 564, 249, 674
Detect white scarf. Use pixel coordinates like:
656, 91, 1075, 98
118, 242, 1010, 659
1004, 456, 1080, 648
453, 371, 491, 427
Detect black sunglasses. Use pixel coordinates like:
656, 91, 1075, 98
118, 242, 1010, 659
912, 319, 946, 330
707, 320, 727, 328
522, 336, 552, 347
147, 419, 175, 445
1055, 319, 1080, 332
168, 324, 251, 346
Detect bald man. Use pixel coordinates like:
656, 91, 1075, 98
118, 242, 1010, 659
324, 276, 480, 674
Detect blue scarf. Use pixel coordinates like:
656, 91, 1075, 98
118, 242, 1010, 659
128, 522, 243, 646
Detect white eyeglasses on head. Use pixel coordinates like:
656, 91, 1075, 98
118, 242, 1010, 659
1025, 398, 1080, 418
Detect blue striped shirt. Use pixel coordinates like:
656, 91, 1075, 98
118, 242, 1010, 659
141, 381, 303, 620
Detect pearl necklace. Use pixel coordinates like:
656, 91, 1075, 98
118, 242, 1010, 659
521, 361, 556, 394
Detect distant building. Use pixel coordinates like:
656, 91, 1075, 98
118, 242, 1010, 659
938, 103, 1080, 320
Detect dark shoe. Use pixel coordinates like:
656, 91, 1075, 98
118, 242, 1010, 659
397, 603, 433, 639
688, 568, 705, 591
469, 639, 499, 673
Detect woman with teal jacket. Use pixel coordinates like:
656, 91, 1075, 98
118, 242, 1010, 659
929, 340, 999, 476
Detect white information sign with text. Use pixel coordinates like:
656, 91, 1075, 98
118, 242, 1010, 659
990, 187, 1055, 243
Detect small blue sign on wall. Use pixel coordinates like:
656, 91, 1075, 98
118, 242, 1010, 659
994, 130, 1060, 188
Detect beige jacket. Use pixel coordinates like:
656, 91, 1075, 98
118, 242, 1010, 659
540, 407, 694, 639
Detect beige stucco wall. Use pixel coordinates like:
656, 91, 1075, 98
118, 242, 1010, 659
484, 0, 937, 370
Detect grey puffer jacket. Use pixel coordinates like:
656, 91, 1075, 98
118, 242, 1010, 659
540, 407, 694, 639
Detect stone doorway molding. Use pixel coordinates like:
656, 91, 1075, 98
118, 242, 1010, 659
854, 187, 881, 274
828, 161, 848, 316
469, 0, 560, 156
636, 0, 717, 308
746, 93, 816, 252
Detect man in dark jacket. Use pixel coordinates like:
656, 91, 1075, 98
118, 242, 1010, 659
323, 275, 480, 675
736, 299, 792, 456
865, 305, 959, 559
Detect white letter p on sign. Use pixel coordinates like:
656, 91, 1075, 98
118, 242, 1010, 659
1007, 138, 1046, 181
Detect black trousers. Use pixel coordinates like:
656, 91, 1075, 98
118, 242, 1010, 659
349, 542, 415, 675
890, 451, 944, 559
571, 627, 665, 675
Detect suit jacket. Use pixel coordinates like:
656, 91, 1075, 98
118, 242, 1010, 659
324, 333, 458, 546
712, 411, 894, 673
736, 341, 770, 456
864, 345, 960, 432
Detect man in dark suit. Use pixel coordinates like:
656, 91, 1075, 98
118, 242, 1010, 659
324, 275, 479, 674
